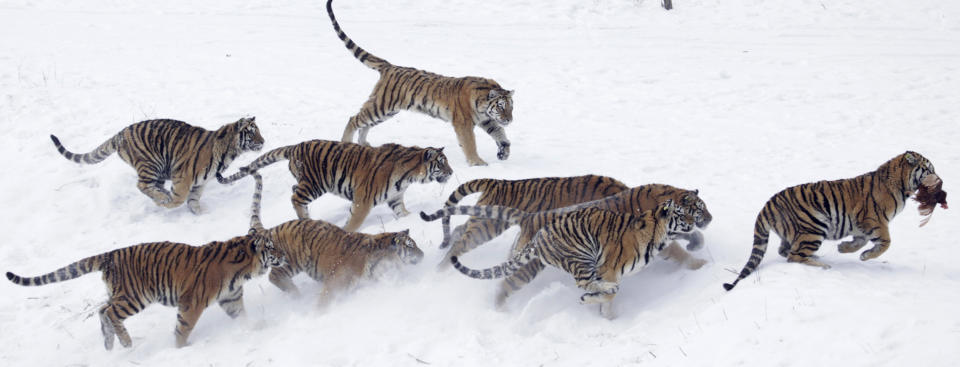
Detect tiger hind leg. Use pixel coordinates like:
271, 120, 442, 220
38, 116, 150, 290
342, 98, 396, 146
291, 182, 322, 220
777, 239, 791, 258
786, 234, 831, 269
437, 218, 508, 271
494, 259, 545, 309
99, 298, 139, 349
136, 173, 173, 206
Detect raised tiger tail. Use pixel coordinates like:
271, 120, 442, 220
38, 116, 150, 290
437, 179, 497, 249
420, 205, 527, 227
49, 133, 121, 164
723, 204, 774, 291
249, 171, 265, 231
6, 254, 106, 287
217, 145, 292, 184
451, 247, 537, 280
325, 0, 390, 71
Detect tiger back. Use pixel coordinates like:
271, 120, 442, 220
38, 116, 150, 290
50, 117, 264, 214
218, 139, 452, 232
436, 175, 629, 269
450, 203, 677, 318
6, 233, 284, 349
723, 151, 944, 291
326, 0, 514, 166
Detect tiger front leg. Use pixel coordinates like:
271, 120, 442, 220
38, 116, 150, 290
860, 226, 892, 261
186, 184, 206, 215
174, 302, 205, 348
217, 288, 245, 319
453, 120, 487, 166
659, 241, 707, 270
837, 236, 868, 253
343, 200, 373, 232
387, 194, 410, 217
268, 267, 302, 298
478, 119, 510, 161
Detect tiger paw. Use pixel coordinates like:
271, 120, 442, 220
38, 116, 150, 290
685, 258, 707, 270
188, 200, 205, 215
153, 193, 173, 206
685, 231, 705, 251
467, 157, 489, 166
497, 145, 510, 160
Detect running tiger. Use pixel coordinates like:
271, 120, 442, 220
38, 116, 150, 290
246, 171, 423, 307
326, 0, 514, 166
449, 203, 679, 318
430, 183, 712, 305
435, 175, 630, 269
723, 151, 946, 291
5, 226, 285, 349
217, 139, 452, 232
421, 185, 708, 306
50, 117, 264, 214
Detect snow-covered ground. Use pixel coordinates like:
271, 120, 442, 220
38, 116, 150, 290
2, 0, 959, 365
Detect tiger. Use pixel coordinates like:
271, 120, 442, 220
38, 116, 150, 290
50, 117, 264, 214
430, 183, 712, 305
434, 175, 630, 269
448, 203, 679, 318
245, 170, 423, 307
5, 219, 285, 349
216, 139, 452, 232
723, 151, 944, 291
326, 0, 514, 166
421, 184, 709, 306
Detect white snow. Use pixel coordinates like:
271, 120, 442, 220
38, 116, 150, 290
2, 0, 959, 365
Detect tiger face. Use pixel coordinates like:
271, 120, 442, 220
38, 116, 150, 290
680, 190, 712, 229
485, 89, 514, 125
664, 199, 696, 234
237, 117, 265, 152
423, 147, 453, 184
391, 229, 424, 265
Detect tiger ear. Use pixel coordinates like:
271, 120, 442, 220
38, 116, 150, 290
248, 228, 258, 236
694, 189, 699, 195
905, 152, 918, 166
506, 90, 514, 97
401, 229, 410, 235
487, 89, 502, 100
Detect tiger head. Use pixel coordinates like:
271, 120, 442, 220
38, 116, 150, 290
248, 228, 286, 275
679, 189, 712, 230
388, 229, 424, 265
421, 147, 453, 184
897, 151, 939, 194
483, 88, 514, 125
235, 116, 265, 152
